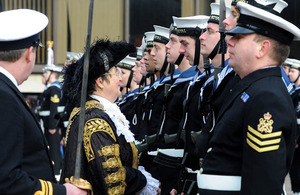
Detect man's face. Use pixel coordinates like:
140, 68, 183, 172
132, 61, 143, 84
151, 42, 166, 71
200, 23, 220, 57
166, 34, 181, 64
42, 70, 51, 85
223, 6, 239, 32
283, 65, 290, 76
227, 33, 257, 78
119, 68, 131, 88
144, 48, 156, 73
288, 68, 299, 83
179, 36, 196, 65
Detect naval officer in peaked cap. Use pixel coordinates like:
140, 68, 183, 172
0, 9, 87, 195
198, 0, 300, 194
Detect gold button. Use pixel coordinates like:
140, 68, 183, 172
47, 146, 50, 150
207, 147, 212, 153
200, 168, 203, 174
52, 161, 55, 166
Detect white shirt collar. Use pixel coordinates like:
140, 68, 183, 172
0, 66, 18, 87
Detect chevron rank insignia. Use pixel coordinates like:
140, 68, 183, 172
246, 112, 281, 153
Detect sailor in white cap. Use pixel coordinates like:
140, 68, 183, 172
37, 44, 64, 180
200, 3, 230, 68
165, 15, 210, 195
282, 58, 292, 75
142, 31, 157, 77
286, 58, 300, 195
0, 9, 87, 195
132, 46, 145, 90
174, 15, 209, 67
197, 1, 300, 194
117, 55, 138, 95
153, 22, 200, 194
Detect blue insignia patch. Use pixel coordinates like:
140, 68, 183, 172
241, 92, 249, 103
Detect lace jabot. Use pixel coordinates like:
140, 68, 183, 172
90, 95, 135, 143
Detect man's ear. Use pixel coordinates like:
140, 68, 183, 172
25, 46, 34, 62
256, 40, 271, 59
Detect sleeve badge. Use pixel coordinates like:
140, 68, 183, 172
247, 112, 282, 153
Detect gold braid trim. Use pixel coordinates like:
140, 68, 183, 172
102, 156, 122, 169
65, 100, 105, 146
107, 181, 126, 195
64, 107, 80, 146
130, 142, 138, 169
34, 180, 53, 195
98, 144, 120, 157
84, 118, 116, 162
104, 167, 126, 185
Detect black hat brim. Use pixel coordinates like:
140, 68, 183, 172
225, 26, 255, 36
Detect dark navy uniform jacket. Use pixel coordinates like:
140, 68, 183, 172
202, 67, 297, 194
0, 73, 65, 194
38, 81, 61, 130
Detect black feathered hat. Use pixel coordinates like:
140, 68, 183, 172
62, 39, 136, 107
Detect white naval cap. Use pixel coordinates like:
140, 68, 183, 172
226, 1, 300, 45
117, 55, 136, 70
173, 15, 209, 37
231, 0, 287, 14
254, 0, 287, 13
170, 21, 178, 35
284, 58, 300, 70
208, 3, 231, 24
136, 46, 144, 61
153, 25, 170, 44
173, 15, 209, 30
66, 52, 83, 61
144, 31, 155, 48
43, 64, 63, 73
0, 9, 48, 50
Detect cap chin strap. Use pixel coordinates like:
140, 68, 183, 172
160, 56, 169, 78
294, 73, 300, 84
126, 70, 134, 94
175, 53, 184, 66
146, 73, 155, 86
207, 40, 221, 60
168, 63, 176, 84
193, 27, 203, 66
139, 76, 146, 92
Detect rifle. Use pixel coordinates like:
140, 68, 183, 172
164, 130, 186, 145
135, 134, 158, 153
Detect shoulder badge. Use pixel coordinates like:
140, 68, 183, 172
50, 94, 60, 103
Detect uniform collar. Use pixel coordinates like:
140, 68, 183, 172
0, 66, 18, 87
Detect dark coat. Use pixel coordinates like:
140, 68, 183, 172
202, 67, 297, 194
0, 73, 65, 194
61, 98, 146, 195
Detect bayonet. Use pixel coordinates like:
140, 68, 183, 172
218, 0, 227, 69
